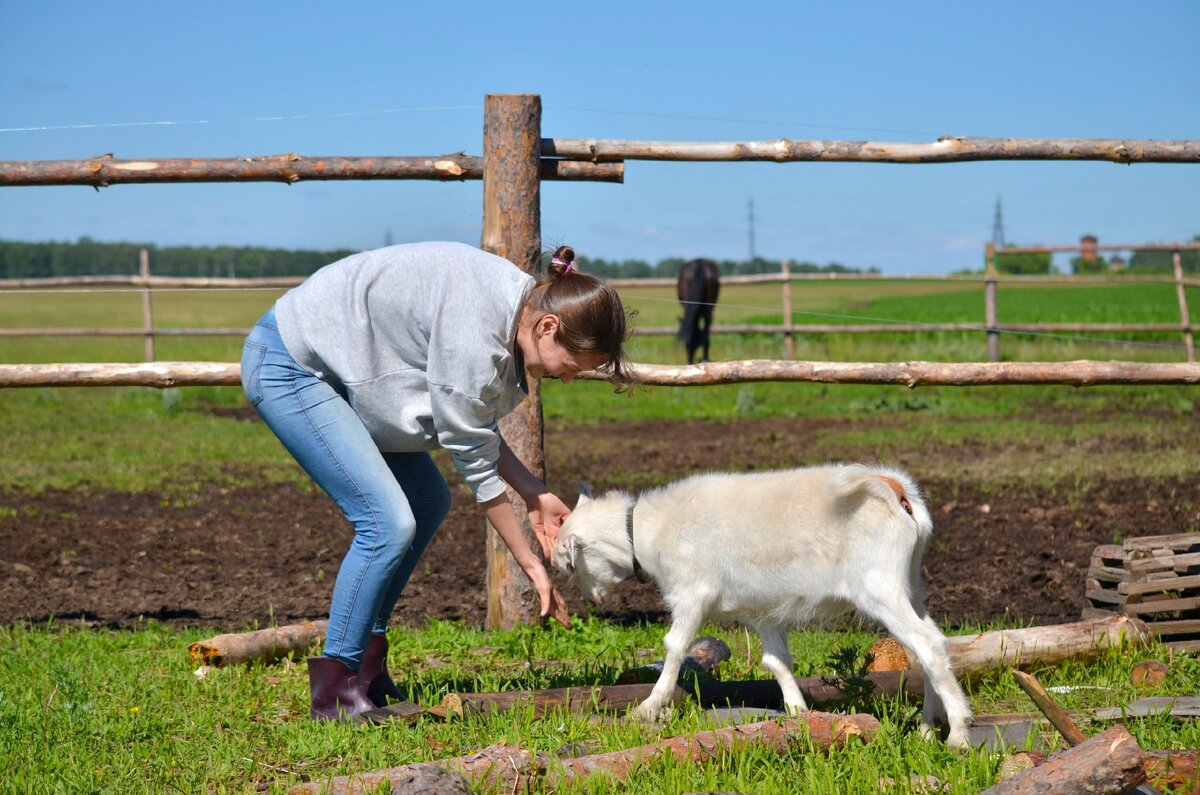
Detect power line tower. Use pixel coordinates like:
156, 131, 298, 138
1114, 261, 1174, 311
747, 197, 757, 262
992, 196, 1006, 248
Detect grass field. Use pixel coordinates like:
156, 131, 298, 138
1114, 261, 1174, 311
1, 278, 1198, 792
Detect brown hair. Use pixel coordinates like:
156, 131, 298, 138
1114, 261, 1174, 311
524, 245, 634, 387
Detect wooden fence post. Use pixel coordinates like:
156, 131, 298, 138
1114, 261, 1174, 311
985, 242, 999, 362
781, 260, 794, 360
481, 94, 545, 629
1173, 250, 1195, 363
139, 248, 154, 362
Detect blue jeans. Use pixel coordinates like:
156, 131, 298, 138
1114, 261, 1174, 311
241, 307, 451, 669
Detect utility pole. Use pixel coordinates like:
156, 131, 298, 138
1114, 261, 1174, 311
992, 196, 1006, 248
747, 197, 757, 262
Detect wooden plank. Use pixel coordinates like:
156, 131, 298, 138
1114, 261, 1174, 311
1125, 533, 1200, 551
1165, 638, 1200, 653
1120, 573, 1200, 596
1147, 618, 1200, 636
1087, 564, 1127, 583
1120, 594, 1200, 615
1085, 588, 1126, 606
1129, 551, 1200, 573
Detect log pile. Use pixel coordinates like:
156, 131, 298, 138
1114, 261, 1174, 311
1083, 532, 1200, 652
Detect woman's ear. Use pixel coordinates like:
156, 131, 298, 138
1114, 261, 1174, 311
536, 313, 560, 338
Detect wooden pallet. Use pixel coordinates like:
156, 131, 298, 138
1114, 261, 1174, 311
1082, 532, 1200, 653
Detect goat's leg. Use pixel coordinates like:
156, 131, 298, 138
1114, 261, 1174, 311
861, 589, 972, 749
630, 606, 704, 722
755, 622, 808, 714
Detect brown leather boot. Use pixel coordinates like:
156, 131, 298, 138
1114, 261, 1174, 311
307, 656, 375, 722
359, 633, 406, 707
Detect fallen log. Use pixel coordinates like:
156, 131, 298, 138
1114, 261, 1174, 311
548, 711, 879, 784
1143, 749, 1200, 793
980, 724, 1146, 794
187, 620, 327, 667
868, 616, 1151, 676
433, 670, 925, 719
288, 712, 880, 793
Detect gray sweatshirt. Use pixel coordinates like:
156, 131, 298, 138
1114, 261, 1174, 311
275, 241, 534, 503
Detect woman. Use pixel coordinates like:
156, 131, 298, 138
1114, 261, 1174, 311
241, 241, 630, 721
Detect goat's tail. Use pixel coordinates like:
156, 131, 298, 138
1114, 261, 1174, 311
828, 463, 933, 537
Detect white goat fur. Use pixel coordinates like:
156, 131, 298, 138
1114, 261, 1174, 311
552, 463, 972, 748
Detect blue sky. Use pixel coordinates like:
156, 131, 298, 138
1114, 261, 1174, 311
1, 1, 1197, 274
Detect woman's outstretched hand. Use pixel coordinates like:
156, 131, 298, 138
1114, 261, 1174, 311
526, 492, 571, 559
526, 560, 572, 629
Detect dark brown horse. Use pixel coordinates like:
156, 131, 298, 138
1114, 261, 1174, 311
676, 258, 721, 364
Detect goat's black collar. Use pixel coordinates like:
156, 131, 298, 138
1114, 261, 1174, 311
625, 496, 648, 583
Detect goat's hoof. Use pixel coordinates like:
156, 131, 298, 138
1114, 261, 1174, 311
945, 727, 971, 750
628, 703, 669, 723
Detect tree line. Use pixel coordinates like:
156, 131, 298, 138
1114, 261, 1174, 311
0, 238, 873, 280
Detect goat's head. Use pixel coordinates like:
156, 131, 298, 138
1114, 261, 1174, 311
551, 482, 629, 607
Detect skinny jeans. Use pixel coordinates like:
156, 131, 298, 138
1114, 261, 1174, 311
241, 307, 451, 669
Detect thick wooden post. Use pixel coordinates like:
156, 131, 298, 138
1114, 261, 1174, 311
1173, 250, 1195, 363
139, 248, 154, 362
781, 260, 794, 360
984, 242, 999, 362
481, 94, 544, 629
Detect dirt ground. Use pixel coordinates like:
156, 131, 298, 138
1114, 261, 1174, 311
2, 410, 1198, 633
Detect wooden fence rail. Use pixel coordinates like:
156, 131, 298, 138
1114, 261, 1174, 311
2, 359, 1198, 389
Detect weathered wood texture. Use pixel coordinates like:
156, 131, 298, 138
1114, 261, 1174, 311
979, 724, 1146, 795
5, 359, 1200, 389
433, 669, 925, 719
544, 135, 1200, 163
187, 620, 327, 667
600, 360, 1200, 387
1011, 670, 1088, 747
288, 712, 880, 793
481, 93, 546, 629
868, 617, 1150, 676
1083, 533, 1200, 652
0, 153, 622, 186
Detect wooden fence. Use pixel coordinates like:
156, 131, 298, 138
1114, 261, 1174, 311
3, 244, 1197, 363
3, 93, 1200, 626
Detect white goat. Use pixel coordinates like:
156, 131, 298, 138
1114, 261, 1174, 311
551, 463, 972, 748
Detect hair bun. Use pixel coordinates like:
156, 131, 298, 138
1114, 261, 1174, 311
548, 245, 576, 277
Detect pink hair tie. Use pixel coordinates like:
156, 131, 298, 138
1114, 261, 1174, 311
552, 257, 574, 274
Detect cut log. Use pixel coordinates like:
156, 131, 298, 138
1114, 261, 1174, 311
1143, 749, 1200, 793
1130, 659, 1169, 689
550, 712, 878, 784
868, 616, 1150, 675
979, 724, 1146, 795
288, 712, 880, 793
187, 620, 328, 667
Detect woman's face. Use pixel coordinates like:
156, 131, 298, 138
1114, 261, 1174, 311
523, 314, 608, 384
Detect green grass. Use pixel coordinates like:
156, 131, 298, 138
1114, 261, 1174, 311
2, 279, 1198, 792
3, 617, 1197, 793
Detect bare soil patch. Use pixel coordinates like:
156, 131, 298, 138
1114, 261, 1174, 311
2, 415, 1197, 632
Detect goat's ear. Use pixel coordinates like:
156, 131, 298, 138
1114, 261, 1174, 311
577, 480, 593, 504
564, 534, 583, 572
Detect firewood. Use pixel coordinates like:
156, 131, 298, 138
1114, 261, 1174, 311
996, 751, 1048, 782
869, 616, 1150, 677
187, 620, 327, 667
980, 724, 1146, 794
1143, 749, 1200, 793
289, 713, 879, 793
1011, 670, 1087, 747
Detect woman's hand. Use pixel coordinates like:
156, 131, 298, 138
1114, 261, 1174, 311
524, 559, 573, 629
482, 493, 572, 629
526, 491, 571, 559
